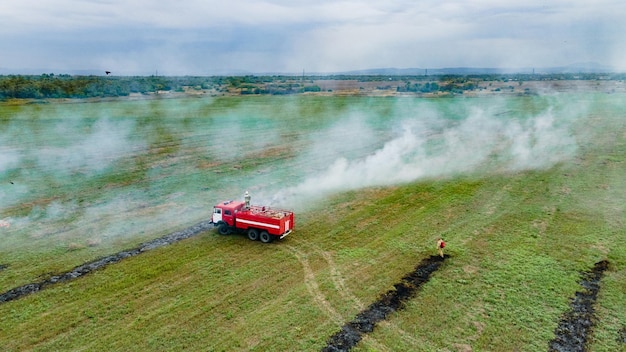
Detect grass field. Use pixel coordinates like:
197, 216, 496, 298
0, 92, 624, 351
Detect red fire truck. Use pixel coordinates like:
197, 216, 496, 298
211, 192, 294, 243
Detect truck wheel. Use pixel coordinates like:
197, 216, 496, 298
247, 229, 259, 241
218, 223, 230, 235
259, 231, 273, 243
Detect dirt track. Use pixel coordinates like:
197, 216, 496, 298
0, 220, 214, 304
322, 255, 447, 352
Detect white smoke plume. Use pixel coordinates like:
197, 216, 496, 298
268, 105, 578, 209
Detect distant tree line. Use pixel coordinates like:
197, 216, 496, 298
1, 72, 623, 100
0, 74, 226, 99
225, 76, 321, 95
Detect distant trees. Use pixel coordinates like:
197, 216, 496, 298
0, 75, 223, 100
396, 76, 483, 94
1, 72, 624, 100
397, 81, 441, 93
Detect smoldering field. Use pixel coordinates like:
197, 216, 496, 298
0, 94, 616, 291
1, 91, 625, 351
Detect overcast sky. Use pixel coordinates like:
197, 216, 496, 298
1, 0, 625, 75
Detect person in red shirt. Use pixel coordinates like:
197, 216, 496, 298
436, 238, 445, 258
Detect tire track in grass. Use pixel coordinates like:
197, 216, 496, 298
317, 246, 392, 349
549, 260, 609, 352
288, 244, 390, 350
377, 319, 422, 346
284, 245, 344, 324
301, 243, 365, 311
322, 254, 447, 352
320, 249, 367, 310
0, 220, 214, 304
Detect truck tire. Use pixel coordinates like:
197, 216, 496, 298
218, 223, 230, 235
247, 228, 259, 241
259, 231, 273, 243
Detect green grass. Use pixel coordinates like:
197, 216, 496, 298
0, 93, 624, 351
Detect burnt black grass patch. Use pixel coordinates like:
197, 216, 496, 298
548, 260, 609, 352
0, 220, 214, 304
322, 254, 447, 352
619, 326, 626, 344
617, 326, 626, 344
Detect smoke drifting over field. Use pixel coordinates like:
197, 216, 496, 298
0, 112, 166, 249
0, 95, 590, 256
37, 118, 145, 174
1, 116, 144, 208
267, 103, 580, 209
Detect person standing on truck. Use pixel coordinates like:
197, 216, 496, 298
436, 237, 445, 258
244, 191, 251, 209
